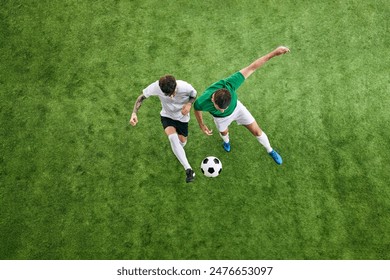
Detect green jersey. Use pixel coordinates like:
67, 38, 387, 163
194, 71, 245, 117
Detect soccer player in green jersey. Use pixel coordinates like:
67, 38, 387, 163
194, 46, 290, 165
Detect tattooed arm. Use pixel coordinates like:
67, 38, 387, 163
129, 94, 146, 126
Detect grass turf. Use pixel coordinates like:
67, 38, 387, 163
1, 0, 390, 259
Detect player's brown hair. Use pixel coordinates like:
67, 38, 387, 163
213, 89, 231, 109
159, 75, 177, 96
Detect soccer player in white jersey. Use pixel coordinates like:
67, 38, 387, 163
130, 75, 197, 183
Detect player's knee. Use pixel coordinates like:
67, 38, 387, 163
247, 123, 262, 136
250, 126, 262, 137
220, 129, 229, 136
178, 134, 187, 142
164, 126, 177, 136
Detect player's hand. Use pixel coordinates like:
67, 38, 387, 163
274, 46, 290, 56
181, 103, 192, 115
129, 113, 138, 126
200, 124, 213, 136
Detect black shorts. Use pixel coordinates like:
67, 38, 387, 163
160, 116, 189, 137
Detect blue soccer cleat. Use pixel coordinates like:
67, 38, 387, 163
222, 141, 231, 152
269, 150, 283, 165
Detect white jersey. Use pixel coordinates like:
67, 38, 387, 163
142, 80, 197, 123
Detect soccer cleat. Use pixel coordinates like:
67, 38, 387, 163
222, 141, 231, 152
185, 168, 195, 183
268, 150, 283, 165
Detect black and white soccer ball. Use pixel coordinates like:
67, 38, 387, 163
200, 156, 222, 177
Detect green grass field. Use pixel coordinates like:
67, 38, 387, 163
1, 0, 389, 260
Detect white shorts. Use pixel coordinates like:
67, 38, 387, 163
213, 101, 255, 132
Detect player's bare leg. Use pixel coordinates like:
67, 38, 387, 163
244, 121, 282, 165
178, 134, 187, 148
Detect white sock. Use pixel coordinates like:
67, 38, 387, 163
256, 131, 273, 153
168, 133, 191, 170
180, 140, 187, 148
220, 132, 229, 143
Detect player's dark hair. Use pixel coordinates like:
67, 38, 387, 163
159, 75, 177, 96
213, 89, 231, 109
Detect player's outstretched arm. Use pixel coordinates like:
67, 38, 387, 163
240, 46, 290, 79
194, 110, 213, 135
129, 94, 146, 126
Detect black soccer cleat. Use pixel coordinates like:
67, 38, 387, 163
185, 168, 195, 183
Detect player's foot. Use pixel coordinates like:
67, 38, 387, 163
222, 141, 231, 152
268, 150, 283, 165
185, 168, 195, 183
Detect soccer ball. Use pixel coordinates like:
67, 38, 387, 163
200, 156, 222, 177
